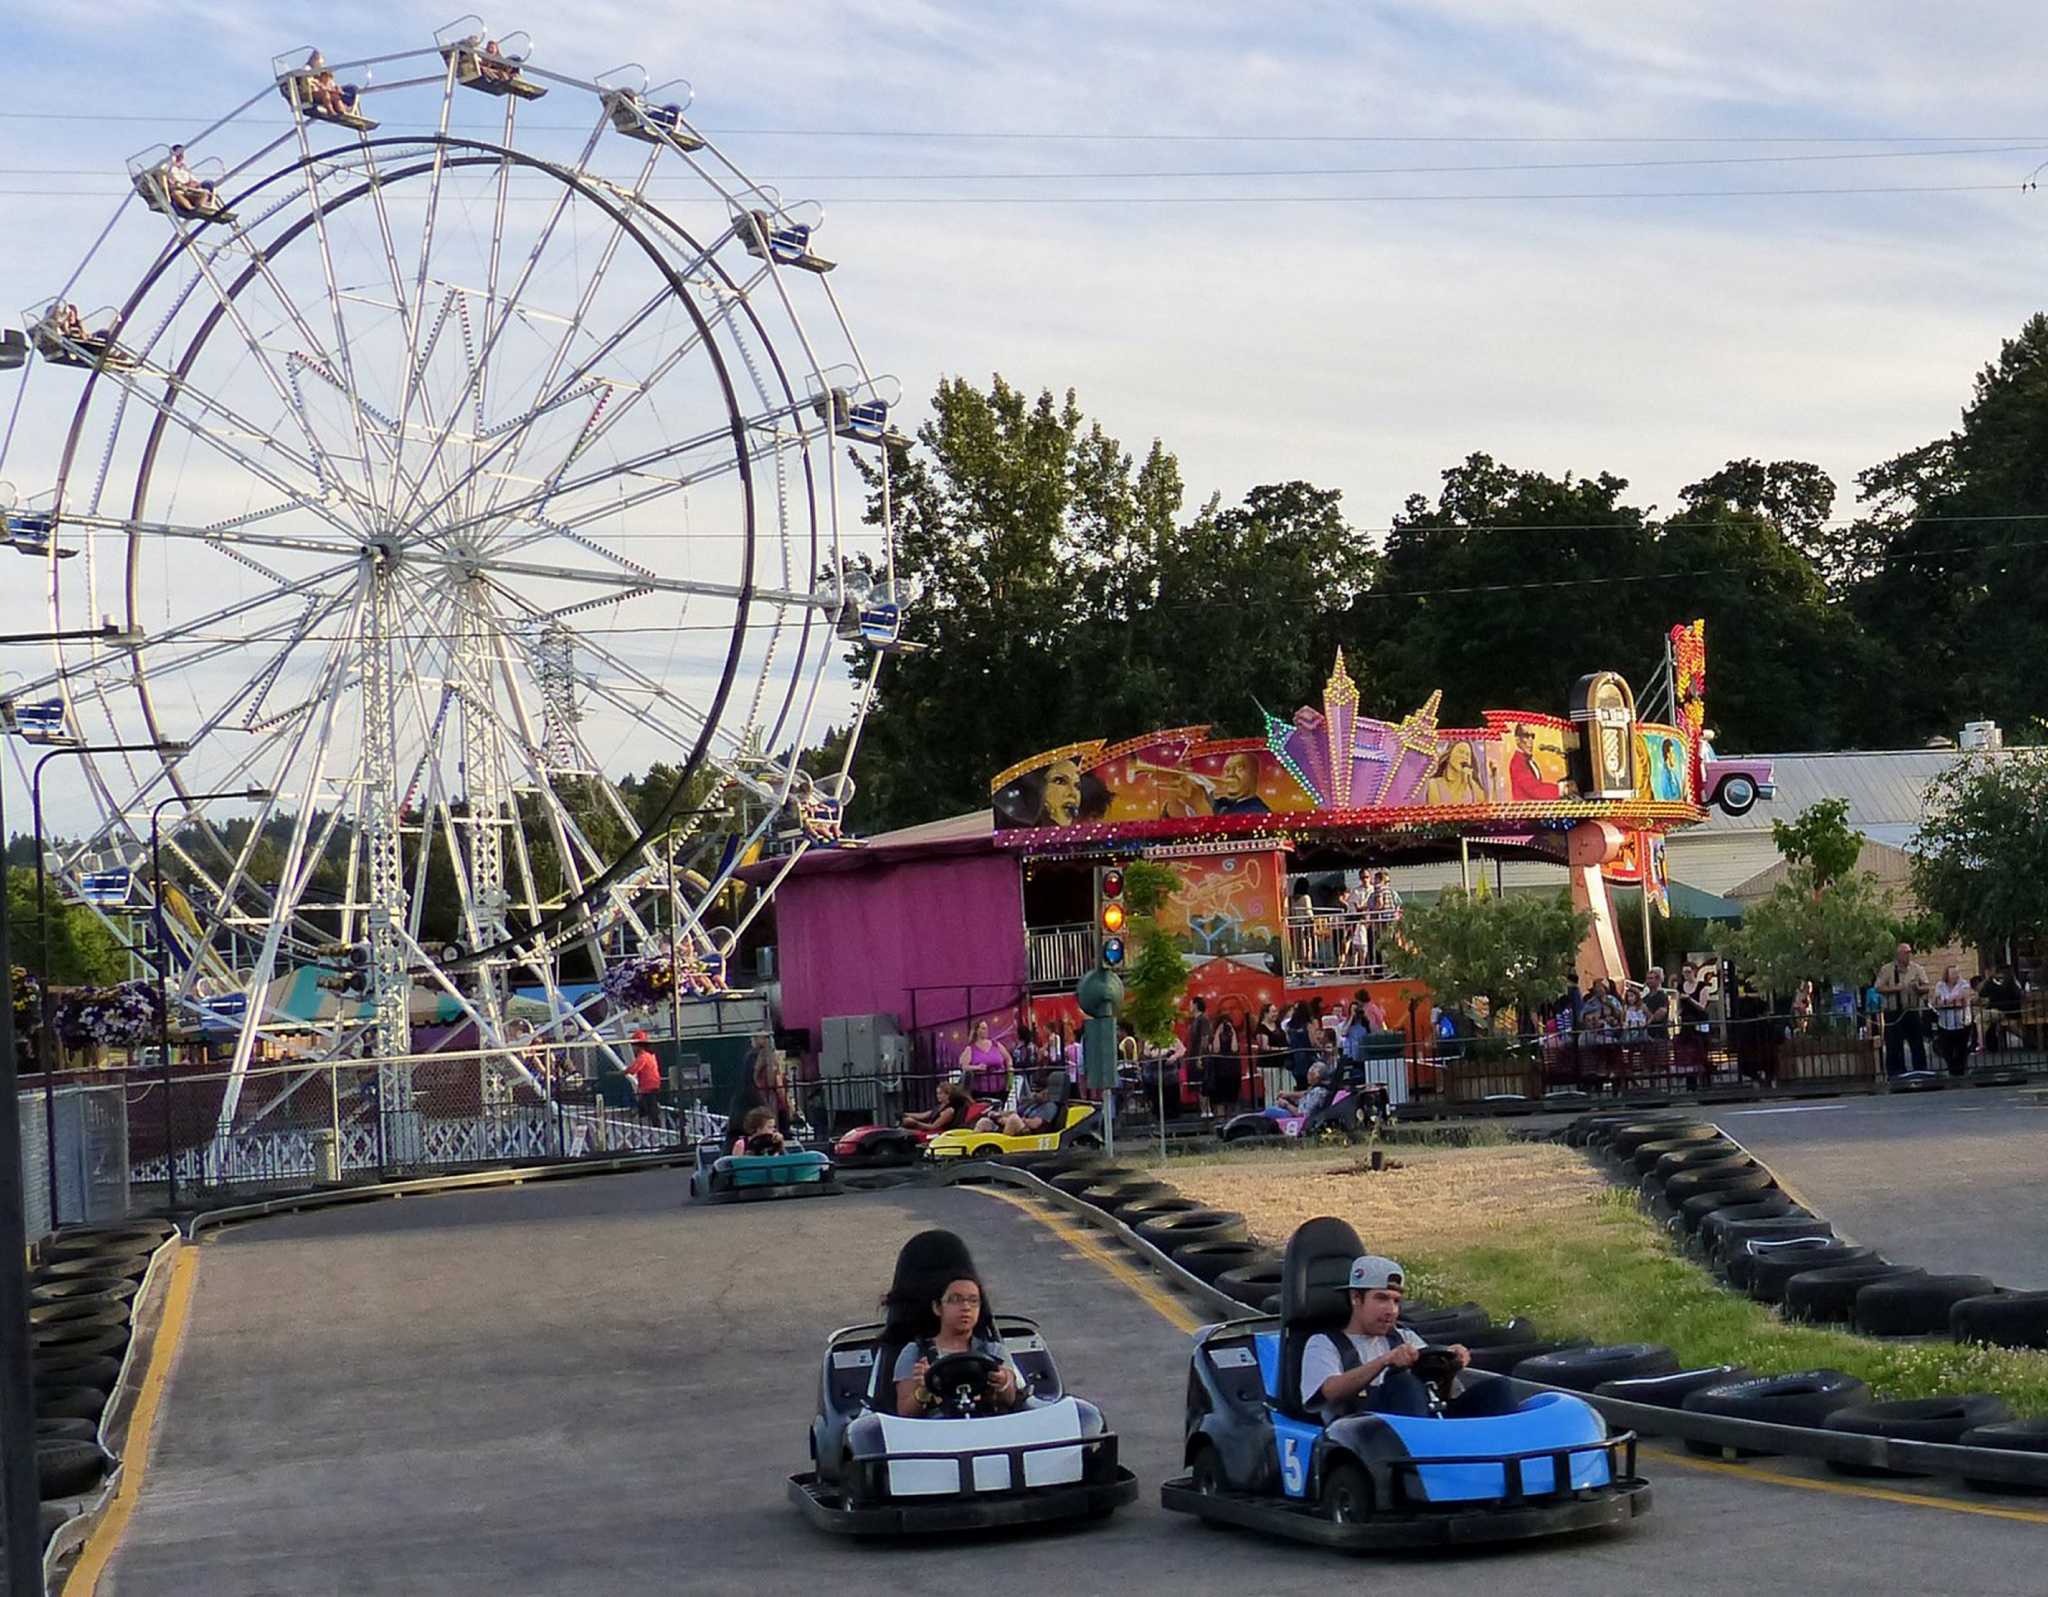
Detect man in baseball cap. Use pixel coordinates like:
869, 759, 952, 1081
1299, 1254, 1470, 1424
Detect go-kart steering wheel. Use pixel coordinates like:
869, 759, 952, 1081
1413, 1345, 1463, 1406
923, 1350, 1002, 1416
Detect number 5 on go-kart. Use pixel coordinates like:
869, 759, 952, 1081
1162, 1216, 1651, 1549
789, 1229, 1138, 1534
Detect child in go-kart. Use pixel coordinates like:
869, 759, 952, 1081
1301, 1256, 1469, 1423
894, 1273, 1026, 1416
730, 1106, 786, 1156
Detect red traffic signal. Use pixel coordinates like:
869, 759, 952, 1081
1100, 868, 1124, 898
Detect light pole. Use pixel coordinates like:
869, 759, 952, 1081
30, 740, 187, 1228
0, 619, 144, 1597
149, 787, 269, 1211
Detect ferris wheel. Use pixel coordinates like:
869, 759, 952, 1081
1, 21, 908, 1092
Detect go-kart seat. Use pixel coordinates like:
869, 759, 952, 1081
1276, 1216, 1369, 1423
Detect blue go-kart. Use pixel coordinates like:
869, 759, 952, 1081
1160, 1217, 1650, 1549
689, 1118, 838, 1204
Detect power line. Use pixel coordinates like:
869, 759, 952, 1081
3, 144, 2042, 182
1, 110, 2045, 142
0, 181, 2023, 205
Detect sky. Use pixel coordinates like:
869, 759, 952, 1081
3, 1, 2046, 831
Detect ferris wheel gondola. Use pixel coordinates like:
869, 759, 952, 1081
6, 17, 905, 1135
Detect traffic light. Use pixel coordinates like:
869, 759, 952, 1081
317, 943, 369, 996
1094, 865, 1126, 969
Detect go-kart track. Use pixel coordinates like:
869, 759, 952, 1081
94, 1172, 2047, 1596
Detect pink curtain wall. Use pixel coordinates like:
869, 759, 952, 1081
775, 852, 1027, 1054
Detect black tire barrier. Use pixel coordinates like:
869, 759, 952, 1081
1460, 1318, 1543, 1350
30, 1299, 132, 1329
1783, 1263, 1926, 1324
1609, 1122, 1706, 1157
1664, 1162, 1773, 1204
1116, 1196, 1204, 1225
1170, 1241, 1272, 1284
1951, 1291, 2048, 1350
35, 1439, 107, 1500
1823, 1395, 2019, 1477
34, 1387, 106, 1423
31, 1276, 139, 1307
1681, 1370, 1872, 1444
34, 1355, 123, 1394
1723, 1232, 1843, 1292
1960, 1419, 2048, 1491
33, 1257, 147, 1284
1215, 1262, 1285, 1307
1134, 1209, 1250, 1250
1709, 1213, 1831, 1263
41, 1503, 74, 1544
47, 1219, 173, 1252
1747, 1244, 1877, 1304
35, 1418, 97, 1444
1260, 1293, 1282, 1316
1511, 1343, 1680, 1392
1050, 1166, 1129, 1197
31, 1326, 127, 1360
1594, 1364, 1750, 1408
1642, 1141, 1736, 1179
1076, 1181, 1174, 1215
1854, 1274, 2000, 1337
1467, 1339, 1580, 1374
1401, 1304, 1491, 1339
1685, 1191, 1796, 1240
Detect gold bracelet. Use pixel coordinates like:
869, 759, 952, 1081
912, 1384, 931, 1407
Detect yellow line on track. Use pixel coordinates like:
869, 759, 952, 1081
63, 1245, 201, 1596
1655, 1446, 2048, 1525
973, 1187, 1204, 1333
976, 1186, 2048, 1527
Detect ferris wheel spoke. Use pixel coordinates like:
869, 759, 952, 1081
91, 358, 364, 541
165, 229, 378, 526
466, 551, 826, 610
71, 513, 365, 563
391, 122, 608, 536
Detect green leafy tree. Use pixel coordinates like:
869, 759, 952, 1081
1118, 860, 1186, 1047
1771, 798, 1865, 888
1911, 745, 2048, 953
1715, 864, 1897, 1002
1387, 886, 1590, 1035
6, 867, 130, 985
1847, 313, 2048, 743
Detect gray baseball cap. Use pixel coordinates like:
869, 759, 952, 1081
1347, 1254, 1405, 1291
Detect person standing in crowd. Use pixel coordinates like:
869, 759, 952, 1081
1364, 870, 1401, 969
1283, 1000, 1318, 1090
746, 1031, 791, 1135
1204, 1007, 1242, 1119
1250, 1001, 1286, 1100
627, 1030, 664, 1121
1933, 963, 1975, 1078
1790, 980, 1815, 1033
957, 1020, 1012, 1101
1186, 997, 1215, 1116
1979, 963, 2024, 1055
1875, 942, 1931, 1077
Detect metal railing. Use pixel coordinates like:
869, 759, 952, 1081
1027, 924, 1096, 989
13, 1080, 128, 1241
1285, 909, 1400, 982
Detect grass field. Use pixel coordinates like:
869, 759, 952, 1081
1151, 1139, 2048, 1413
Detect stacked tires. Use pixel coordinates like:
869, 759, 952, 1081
1043, 1159, 1277, 1307
28, 1221, 170, 1537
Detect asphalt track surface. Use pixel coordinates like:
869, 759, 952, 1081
1711, 1085, 2048, 1290
99, 1170, 2048, 1596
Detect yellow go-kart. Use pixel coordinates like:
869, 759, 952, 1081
924, 1101, 1104, 1162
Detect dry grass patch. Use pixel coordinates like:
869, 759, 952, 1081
1142, 1143, 1605, 1260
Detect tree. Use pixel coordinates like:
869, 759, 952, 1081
5, 867, 129, 986
1386, 886, 1590, 1035
1771, 798, 1865, 888
1118, 860, 1186, 1047
1911, 745, 2048, 954
843, 376, 1185, 831
1846, 313, 2048, 744
1657, 468, 1870, 750
1715, 864, 1896, 1002
1365, 455, 1657, 724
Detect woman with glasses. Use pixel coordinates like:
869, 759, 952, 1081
893, 1273, 1025, 1416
